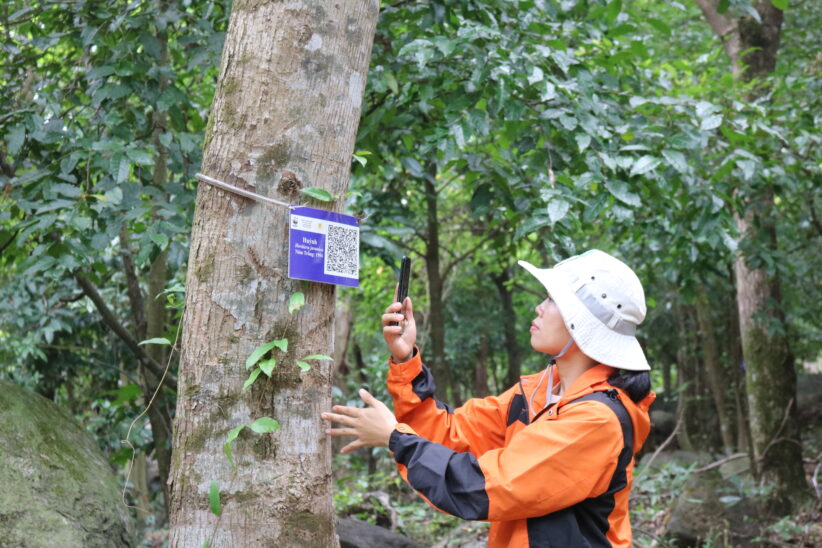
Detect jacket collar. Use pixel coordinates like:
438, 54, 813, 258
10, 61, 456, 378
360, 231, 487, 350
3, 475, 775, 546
558, 363, 616, 404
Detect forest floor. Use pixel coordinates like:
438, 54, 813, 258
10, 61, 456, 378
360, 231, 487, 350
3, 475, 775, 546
132, 372, 822, 547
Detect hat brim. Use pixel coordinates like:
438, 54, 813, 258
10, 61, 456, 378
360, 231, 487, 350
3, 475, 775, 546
518, 260, 649, 371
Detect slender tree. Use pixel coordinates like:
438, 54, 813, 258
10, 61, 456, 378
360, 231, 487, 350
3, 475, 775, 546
169, 1, 378, 545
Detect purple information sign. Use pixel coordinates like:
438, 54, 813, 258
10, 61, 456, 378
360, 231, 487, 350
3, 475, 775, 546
288, 206, 359, 287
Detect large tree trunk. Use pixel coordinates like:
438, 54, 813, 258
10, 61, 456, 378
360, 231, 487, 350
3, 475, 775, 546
735, 199, 804, 508
169, 2, 378, 546
694, 0, 807, 509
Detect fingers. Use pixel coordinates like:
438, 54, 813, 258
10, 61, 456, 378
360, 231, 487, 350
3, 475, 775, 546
403, 297, 414, 322
321, 409, 359, 426
359, 388, 378, 407
340, 440, 365, 454
325, 427, 357, 437
381, 312, 404, 326
384, 302, 402, 315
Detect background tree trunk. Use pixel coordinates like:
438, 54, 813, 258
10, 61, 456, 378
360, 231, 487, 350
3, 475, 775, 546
423, 172, 458, 403
695, 288, 735, 453
474, 334, 490, 399
694, 0, 807, 510
493, 266, 522, 389
169, 1, 378, 545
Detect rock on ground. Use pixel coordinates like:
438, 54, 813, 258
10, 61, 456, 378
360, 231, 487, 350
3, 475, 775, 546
337, 517, 426, 548
0, 380, 132, 547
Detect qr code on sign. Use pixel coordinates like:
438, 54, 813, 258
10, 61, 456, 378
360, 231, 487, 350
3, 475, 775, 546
324, 223, 359, 278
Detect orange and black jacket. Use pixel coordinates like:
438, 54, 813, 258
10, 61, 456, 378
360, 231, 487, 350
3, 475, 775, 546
387, 350, 655, 547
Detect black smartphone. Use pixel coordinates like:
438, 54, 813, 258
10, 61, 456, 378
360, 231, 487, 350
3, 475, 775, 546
390, 256, 411, 326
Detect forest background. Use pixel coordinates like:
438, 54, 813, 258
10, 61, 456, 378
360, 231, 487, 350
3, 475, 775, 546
1, 0, 820, 546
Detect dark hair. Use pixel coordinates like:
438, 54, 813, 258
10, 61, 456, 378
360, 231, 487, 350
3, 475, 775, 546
608, 370, 651, 403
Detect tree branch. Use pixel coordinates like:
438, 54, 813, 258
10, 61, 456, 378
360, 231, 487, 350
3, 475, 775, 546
636, 413, 682, 478
75, 273, 177, 391
441, 228, 502, 280
809, 193, 822, 238
692, 0, 743, 74
0, 228, 19, 257
693, 0, 736, 38
119, 226, 147, 340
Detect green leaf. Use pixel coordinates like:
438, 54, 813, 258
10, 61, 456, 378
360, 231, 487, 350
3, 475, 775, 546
223, 441, 235, 468
208, 481, 221, 516
116, 156, 130, 183
103, 186, 123, 205
138, 337, 172, 346
385, 72, 399, 94
249, 417, 281, 434
110, 384, 142, 406
605, 0, 622, 22
296, 360, 311, 372
245, 339, 288, 369
770, 0, 788, 10
242, 368, 262, 391
647, 18, 671, 34
547, 199, 570, 224
575, 134, 591, 152
259, 358, 276, 377
629, 156, 661, 177
299, 187, 335, 202
126, 149, 154, 165
226, 425, 245, 445
288, 292, 305, 314
605, 180, 641, 207
717, 0, 730, 13
301, 354, 333, 361
662, 150, 688, 174
700, 114, 723, 131
149, 232, 169, 249
6, 125, 25, 156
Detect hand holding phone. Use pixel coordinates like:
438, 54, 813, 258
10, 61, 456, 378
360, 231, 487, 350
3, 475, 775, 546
390, 256, 411, 326
382, 256, 416, 362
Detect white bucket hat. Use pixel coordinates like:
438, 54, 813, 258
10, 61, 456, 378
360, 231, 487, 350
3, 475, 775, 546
518, 250, 650, 371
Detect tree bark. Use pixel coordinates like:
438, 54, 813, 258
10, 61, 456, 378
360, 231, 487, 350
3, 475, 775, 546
735, 197, 805, 509
674, 304, 694, 452
695, 288, 734, 453
169, 1, 378, 546
694, 0, 807, 510
492, 266, 522, 389
144, 248, 173, 522
474, 334, 490, 399
423, 171, 457, 403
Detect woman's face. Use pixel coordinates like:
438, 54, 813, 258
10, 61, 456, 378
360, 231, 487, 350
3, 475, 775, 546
530, 296, 572, 354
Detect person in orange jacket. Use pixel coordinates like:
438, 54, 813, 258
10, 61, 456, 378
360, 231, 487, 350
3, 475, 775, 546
322, 250, 655, 547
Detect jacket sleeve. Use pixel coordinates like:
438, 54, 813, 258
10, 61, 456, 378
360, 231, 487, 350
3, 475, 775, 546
387, 349, 513, 456
388, 400, 624, 521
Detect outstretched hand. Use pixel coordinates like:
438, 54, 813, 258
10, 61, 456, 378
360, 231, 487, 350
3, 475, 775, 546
322, 389, 398, 454
382, 296, 416, 363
